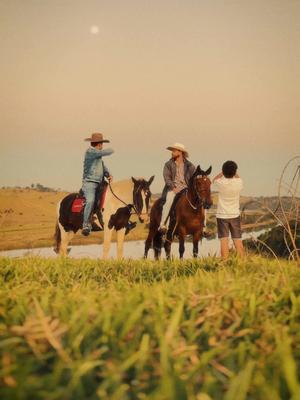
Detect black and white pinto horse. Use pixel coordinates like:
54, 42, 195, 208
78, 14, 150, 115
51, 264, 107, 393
54, 176, 154, 258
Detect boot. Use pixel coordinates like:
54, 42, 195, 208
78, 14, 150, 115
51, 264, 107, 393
91, 210, 104, 231
82, 226, 91, 236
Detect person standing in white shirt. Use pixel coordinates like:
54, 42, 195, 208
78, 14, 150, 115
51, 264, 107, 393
212, 160, 244, 259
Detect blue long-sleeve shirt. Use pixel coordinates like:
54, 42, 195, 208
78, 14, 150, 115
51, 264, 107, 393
82, 147, 114, 183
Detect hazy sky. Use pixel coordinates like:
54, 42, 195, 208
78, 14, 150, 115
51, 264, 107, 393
1, 0, 299, 195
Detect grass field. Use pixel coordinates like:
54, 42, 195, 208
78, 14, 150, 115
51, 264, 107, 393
1, 255, 300, 399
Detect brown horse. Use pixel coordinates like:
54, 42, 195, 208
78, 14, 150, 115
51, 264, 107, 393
144, 165, 212, 259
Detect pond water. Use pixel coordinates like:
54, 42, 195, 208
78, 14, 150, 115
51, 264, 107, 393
0, 229, 268, 259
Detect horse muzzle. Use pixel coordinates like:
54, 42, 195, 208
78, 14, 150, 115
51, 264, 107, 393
204, 201, 213, 210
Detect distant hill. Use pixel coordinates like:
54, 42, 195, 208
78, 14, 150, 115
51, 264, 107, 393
0, 188, 69, 250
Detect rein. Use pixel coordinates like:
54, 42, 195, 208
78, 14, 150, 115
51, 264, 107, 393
108, 182, 144, 222
185, 191, 198, 210
185, 176, 209, 211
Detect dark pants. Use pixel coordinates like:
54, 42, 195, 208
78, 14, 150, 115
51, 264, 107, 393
217, 216, 242, 239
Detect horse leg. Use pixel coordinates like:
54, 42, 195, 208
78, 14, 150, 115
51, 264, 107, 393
178, 228, 186, 259
179, 237, 185, 259
117, 228, 126, 259
58, 222, 74, 256
153, 231, 163, 260
144, 229, 155, 259
103, 226, 113, 259
164, 235, 172, 260
192, 231, 201, 258
54, 222, 61, 254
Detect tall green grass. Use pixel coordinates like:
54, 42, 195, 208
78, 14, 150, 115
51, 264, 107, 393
1, 256, 300, 399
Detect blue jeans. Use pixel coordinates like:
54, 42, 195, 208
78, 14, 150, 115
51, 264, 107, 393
82, 181, 98, 229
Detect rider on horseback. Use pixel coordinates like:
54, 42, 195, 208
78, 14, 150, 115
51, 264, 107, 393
81, 132, 114, 236
159, 143, 195, 233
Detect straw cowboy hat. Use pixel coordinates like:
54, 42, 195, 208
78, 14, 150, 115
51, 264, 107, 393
84, 132, 110, 143
166, 143, 189, 158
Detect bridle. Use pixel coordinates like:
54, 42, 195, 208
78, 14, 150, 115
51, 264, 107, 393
108, 180, 150, 222
186, 175, 211, 211
108, 181, 144, 222
133, 183, 151, 215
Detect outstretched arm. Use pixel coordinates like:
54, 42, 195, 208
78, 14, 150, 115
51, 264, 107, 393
212, 172, 223, 183
85, 149, 114, 181
88, 148, 114, 160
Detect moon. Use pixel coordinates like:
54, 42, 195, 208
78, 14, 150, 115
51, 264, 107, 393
90, 25, 99, 35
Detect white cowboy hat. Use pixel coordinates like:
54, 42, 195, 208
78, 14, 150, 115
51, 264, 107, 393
166, 143, 189, 158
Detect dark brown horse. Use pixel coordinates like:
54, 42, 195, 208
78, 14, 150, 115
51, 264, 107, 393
144, 166, 212, 259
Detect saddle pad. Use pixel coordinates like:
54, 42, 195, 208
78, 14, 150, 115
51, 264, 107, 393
71, 197, 85, 213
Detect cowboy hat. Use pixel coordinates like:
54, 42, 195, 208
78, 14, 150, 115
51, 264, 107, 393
84, 132, 110, 143
166, 143, 189, 158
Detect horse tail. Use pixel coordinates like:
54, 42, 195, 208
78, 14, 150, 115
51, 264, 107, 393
53, 200, 62, 254
53, 222, 61, 254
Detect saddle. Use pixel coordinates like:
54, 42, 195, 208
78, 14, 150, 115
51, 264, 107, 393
166, 188, 187, 237
70, 183, 108, 231
71, 183, 108, 214
169, 189, 186, 216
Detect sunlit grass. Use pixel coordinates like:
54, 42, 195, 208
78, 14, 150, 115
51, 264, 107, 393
1, 256, 300, 399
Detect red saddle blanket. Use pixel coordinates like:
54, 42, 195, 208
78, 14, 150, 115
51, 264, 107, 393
71, 186, 108, 213
71, 197, 85, 213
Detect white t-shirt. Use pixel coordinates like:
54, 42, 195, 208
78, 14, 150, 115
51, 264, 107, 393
213, 177, 243, 219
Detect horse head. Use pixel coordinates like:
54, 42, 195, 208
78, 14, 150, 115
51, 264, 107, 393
192, 165, 213, 209
131, 176, 155, 222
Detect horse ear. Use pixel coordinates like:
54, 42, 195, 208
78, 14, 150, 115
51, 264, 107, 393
131, 177, 138, 184
198, 165, 207, 175
205, 166, 212, 176
193, 165, 201, 176
148, 175, 155, 186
